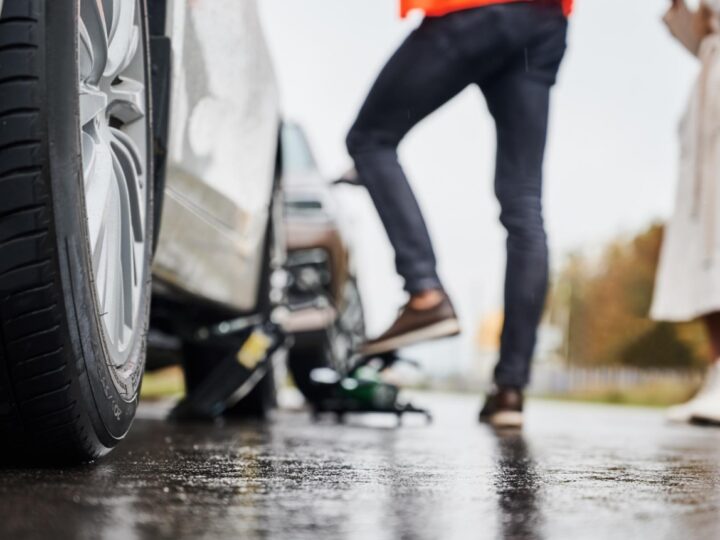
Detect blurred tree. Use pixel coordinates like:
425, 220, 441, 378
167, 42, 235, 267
549, 224, 708, 369
621, 323, 696, 369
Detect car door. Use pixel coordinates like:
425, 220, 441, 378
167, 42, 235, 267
152, 0, 280, 312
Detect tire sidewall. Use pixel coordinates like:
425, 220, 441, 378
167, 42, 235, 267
45, 0, 153, 444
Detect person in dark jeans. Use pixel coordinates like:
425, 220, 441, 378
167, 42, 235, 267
347, 1, 569, 427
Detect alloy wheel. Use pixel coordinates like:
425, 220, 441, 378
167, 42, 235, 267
78, 0, 149, 369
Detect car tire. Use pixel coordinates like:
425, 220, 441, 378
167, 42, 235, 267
287, 343, 334, 405
0, 0, 153, 464
288, 278, 366, 405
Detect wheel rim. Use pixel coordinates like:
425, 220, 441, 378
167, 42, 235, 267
78, 0, 148, 368
329, 281, 365, 375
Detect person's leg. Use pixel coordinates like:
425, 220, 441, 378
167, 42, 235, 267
481, 17, 567, 392
485, 74, 551, 390
346, 19, 472, 296
704, 312, 720, 359
350, 6, 567, 356
668, 313, 720, 424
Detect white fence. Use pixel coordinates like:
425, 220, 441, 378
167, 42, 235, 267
427, 360, 702, 397
529, 364, 702, 396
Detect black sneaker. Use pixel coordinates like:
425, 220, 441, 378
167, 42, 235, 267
479, 387, 524, 428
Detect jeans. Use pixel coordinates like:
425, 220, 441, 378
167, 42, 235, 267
346, 2, 568, 389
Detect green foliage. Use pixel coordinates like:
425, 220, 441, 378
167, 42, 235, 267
621, 323, 697, 369
543, 378, 699, 407
550, 224, 708, 369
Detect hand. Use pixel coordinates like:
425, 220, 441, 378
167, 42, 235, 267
694, 5, 714, 37
663, 0, 703, 56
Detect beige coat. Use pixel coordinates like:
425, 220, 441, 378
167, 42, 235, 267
652, 4, 720, 321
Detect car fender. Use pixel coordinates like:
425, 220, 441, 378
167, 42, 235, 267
153, 0, 281, 312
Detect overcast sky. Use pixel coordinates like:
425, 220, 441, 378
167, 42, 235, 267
259, 0, 699, 372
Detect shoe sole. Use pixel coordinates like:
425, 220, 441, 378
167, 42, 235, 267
361, 319, 461, 357
480, 411, 524, 429
690, 415, 720, 427
666, 416, 693, 424
666, 411, 695, 424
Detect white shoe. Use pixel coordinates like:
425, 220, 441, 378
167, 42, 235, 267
691, 401, 720, 425
666, 363, 720, 423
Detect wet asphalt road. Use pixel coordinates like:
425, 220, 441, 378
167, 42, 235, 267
1, 393, 720, 540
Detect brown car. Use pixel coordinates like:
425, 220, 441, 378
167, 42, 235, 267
281, 124, 366, 404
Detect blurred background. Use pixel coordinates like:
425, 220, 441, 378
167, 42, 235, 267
148, 0, 707, 406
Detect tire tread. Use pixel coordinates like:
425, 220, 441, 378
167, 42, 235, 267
0, 0, 93, 464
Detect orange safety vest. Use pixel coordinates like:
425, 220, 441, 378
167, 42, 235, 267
400, 0, 573, 18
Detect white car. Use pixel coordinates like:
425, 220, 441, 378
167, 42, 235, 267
0, 0, 283, 464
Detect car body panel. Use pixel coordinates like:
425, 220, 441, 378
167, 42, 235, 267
152, 0, 279, 312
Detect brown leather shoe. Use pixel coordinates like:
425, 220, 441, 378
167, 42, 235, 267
479, 387, 524, 428
361, 294, 460, 356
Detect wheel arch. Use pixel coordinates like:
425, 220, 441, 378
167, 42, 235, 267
148, 0, 171, 255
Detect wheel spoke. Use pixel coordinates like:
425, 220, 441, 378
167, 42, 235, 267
79, 85, 108, 127
111, 150, 136, 331
78, 21, 95, 83
110, 184, 125, 346
79, 0, 109, 86
105, 0, 138, 79
110, 128, 144, 242
102, 177, 121, 342
92, 218, 107, 279
81, 132, 96, 182
83, 127, 114, 250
